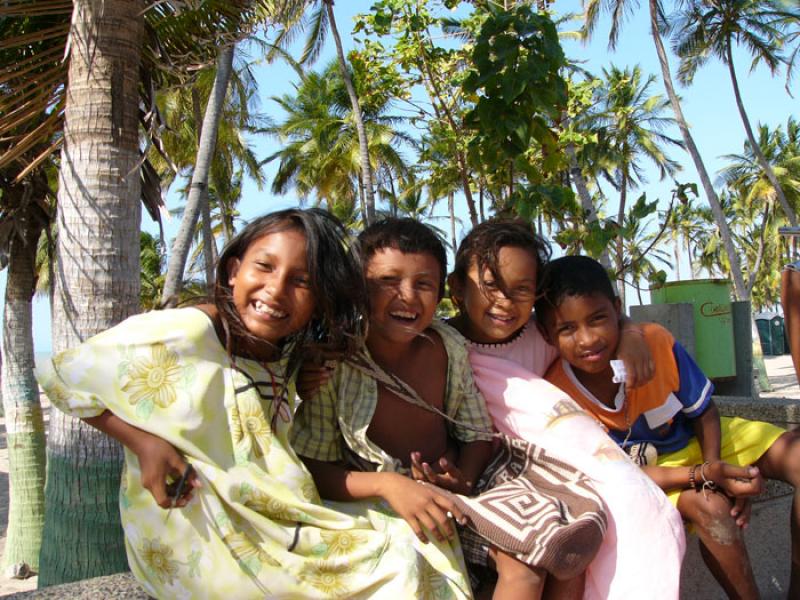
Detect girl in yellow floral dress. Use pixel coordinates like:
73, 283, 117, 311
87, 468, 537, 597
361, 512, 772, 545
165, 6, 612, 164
37, 208, 473, 599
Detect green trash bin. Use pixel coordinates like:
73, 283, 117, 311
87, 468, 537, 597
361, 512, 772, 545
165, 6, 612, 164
770, 316, 787, 355
756, 318, 775, 355
650, 279, 736, 380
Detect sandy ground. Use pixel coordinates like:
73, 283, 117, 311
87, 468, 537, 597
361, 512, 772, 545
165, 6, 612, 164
0, 355, 797, 595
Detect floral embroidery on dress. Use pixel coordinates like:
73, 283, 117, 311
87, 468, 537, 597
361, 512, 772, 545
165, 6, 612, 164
320, 530, 368, 558
230, 395, 271, 460
305, 561, 350, 597
140, 538, 180, 585
224, 532, 279, 574
238, 483, 298, 521
121, 343, 183, 412
419, 561, 457, 599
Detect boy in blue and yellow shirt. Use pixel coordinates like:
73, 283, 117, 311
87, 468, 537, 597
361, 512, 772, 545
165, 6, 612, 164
535, 255, 800, 599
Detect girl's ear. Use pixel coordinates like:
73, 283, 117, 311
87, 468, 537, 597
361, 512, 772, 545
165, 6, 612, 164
227, 257, 241, 287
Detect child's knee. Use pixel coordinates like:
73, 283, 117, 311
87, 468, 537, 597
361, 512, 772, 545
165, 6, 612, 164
682, 491, 741, 545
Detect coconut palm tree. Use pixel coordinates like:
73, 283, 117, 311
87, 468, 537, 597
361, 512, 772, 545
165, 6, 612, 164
592, 64, 683, 305
671, 0, 800, 226
719, 119, 800, 220
266, 61, 411, 216
287, 0, 378, 223
583, 0, 750, 300
0, 165, 51, 579
3, 0, 304, 585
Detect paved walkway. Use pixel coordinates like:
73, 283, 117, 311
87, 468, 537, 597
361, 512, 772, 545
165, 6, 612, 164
0, 356, 798, 596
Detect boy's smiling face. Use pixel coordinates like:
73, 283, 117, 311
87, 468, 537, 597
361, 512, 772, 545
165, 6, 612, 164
542, 292, 622, 377
365, 247, 442, 346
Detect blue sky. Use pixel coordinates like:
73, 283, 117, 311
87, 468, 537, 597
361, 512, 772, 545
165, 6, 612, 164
17, 0, 798, 353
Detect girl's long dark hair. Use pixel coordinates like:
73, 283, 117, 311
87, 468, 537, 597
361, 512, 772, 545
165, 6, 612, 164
214, 208, 366, 380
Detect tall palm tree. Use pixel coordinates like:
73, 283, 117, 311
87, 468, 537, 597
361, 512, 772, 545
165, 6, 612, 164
282, 1, 378, 223
3, 0, 301, 585
0, 167, 51, 579
592, 64, 683, 305
583, 0, 750, 300
41, 0, 145, 586
671, 0, 800, 226
266, 61, 411, 216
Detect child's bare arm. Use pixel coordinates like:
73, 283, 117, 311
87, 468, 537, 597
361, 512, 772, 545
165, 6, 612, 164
300, 456, 466, 543
616, 319, 655, 390
692, 403, 763, 497
693, 402, 722, 462
83, 411, 200, 508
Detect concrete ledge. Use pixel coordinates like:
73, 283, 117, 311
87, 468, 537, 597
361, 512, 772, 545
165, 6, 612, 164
715, 394, 800, 428
680, 395, 799, 599
7, 573, 149, 599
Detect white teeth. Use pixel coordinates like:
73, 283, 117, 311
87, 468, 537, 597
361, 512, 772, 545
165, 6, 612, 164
254, 300, 287, 318
390, 311, 416, 319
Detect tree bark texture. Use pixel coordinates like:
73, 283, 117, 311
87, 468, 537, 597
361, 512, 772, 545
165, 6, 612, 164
1, 201, 47, 575
648, 0, 748, 300
325, 0, 376, 225
40, 0, 143, 585
162, 45, 233, 306
564, 142, 612, 269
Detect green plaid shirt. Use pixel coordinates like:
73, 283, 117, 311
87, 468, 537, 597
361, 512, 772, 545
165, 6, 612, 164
291, 320, 494, 472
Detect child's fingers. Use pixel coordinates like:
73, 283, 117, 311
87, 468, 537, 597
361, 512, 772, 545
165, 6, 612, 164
421, 462, 439, 483
719, 463, 763, 496
730, 497, 751, 528
409, 452, 425, 481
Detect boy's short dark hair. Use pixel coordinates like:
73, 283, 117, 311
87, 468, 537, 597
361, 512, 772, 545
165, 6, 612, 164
535, 255, 617, 323
357, 217, 448, 299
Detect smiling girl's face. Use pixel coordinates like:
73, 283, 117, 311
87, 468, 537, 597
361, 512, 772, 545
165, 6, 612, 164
227, 228, 316, 355
452, 245, 538, 345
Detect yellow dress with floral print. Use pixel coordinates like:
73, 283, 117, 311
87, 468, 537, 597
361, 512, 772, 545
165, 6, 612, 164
37, 308, 472, 600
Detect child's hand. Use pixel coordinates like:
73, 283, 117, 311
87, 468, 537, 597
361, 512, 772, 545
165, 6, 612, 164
131, 431, 201, 509
705, 461, 763, 498
380, 473, 467, 544
730, 496, 752, 529
410, 452, 472, 495
616, 325, 655, 390
296, 357, 336, 401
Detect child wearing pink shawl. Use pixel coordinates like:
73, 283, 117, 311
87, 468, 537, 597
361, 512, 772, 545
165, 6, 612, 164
445, 220, 685, 599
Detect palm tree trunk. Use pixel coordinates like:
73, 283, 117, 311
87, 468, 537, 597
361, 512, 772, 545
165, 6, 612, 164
565, 141, 613, 268
448, 192, 457, 252
162, 45, 234, 306
673, 236, 682, 280
191, 86, 217, 292
41, 0, 143, 585
648, 0, 748, 300
725, 40, 797, 227
479, 183, 485, 222
616, 176, 628, 308
1, 206, 47, 576
325, 1, 375, 225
